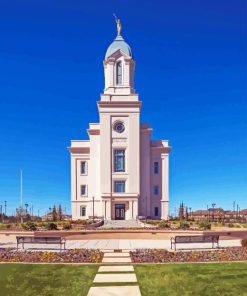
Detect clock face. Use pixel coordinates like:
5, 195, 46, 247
113, 122, 125, 133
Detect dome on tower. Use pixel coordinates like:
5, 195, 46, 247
105, 35, 133, 59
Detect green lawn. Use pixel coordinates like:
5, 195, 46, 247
1, 262, 247, 296
135, 262, 247, 296
0, 264, 98, 296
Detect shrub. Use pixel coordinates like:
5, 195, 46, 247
0, 224, 8, 229
199, 221, 211, 230
71, 219, 93, 225
179, 222, 190, 230
158, 221, 170, 229
45, 222, 58, 230
62, 222, 72, 230
228, 223, 235, 228
241, 239, 247, 247
21, 222, 37, 231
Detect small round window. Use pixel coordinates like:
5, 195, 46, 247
113, 122, 125, 133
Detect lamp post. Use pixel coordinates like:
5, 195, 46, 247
92, 196, 95, 223
212, 203, 216, 222
20, 170, 23, 223
25, 204, 28, 215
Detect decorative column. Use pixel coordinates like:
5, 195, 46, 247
104, 199, 112, 220
133, 199, 138, 220
161, 153, 169, 220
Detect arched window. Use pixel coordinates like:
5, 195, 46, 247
116, 61, 122, 85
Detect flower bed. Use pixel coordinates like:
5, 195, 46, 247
0, 249, 103, 263
130, 247, 247, 263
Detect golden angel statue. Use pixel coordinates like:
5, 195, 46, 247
113, 14, 122, 36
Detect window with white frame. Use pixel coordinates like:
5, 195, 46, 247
116, 61, 122, 85
81, 161, 86, 175
114, 181, 125, 193
154, 185, 159, 195
114, 149, 125, 172
154, 161, 159, 174
80, 206, 86, 217
81, 185, 87, 196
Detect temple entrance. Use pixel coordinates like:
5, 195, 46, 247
115, 204, 125, 220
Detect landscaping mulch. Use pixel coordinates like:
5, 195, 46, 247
0, 248, 103, 263
130, 247, 247, 263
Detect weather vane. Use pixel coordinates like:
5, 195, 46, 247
113, 13, 122, 36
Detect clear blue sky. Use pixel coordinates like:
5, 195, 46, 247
0, 0, 246, 216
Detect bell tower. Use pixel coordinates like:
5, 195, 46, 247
103, 18, 135, 96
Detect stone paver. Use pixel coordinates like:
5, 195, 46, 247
93, 273, 137, 283
102, 257, 132, 263
87, 251, 141, 296
104, 252, 131, 257
98, 265, 134, 272
87, 286, 141, 296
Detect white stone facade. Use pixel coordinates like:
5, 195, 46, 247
69, 32, 171, 221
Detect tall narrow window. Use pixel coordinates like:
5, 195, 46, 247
154, 161, 159, 174
81, 161, 86, 175
114, 181, 125, 193
81, 185, 87, 196
116, 61, 122, 85
114, 150, 125, 172
154, 185, 159, 195
154, 207, 159, 217
80, 206, 86, 217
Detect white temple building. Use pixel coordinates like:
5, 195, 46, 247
69, 22, 171, 221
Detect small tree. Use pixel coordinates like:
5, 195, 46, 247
58, 204, 63, 221
185, 207, 189, 221
52, 205, 57, 222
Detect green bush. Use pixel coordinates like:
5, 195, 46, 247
199, 221, 211, 230
145, 220, 160, 225
241, 239, 247, 247
0, 224, 7, 229
179, 222, 190, 229
71, 219, 93, 225
45, 222, 58, 230
158, 221, 170, 229
21, 222, 37, 231
62, 222, 72, 230
228, 223, 235, 228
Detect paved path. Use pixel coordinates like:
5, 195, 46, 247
66, 239, 241, 250
102, 220, 140, 228
1, 238, 241, 251
87, 251, 142, 296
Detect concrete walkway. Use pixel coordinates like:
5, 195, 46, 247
1, 238, 241, 251
66, 239, 241, 250
87, 251, 142, 296
102, 220, 141, 228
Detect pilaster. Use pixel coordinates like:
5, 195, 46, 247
161, 153, 169, 220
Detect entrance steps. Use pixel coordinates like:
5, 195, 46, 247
102, 220, 141, 229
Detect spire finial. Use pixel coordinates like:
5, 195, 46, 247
113, 14, 122, 36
